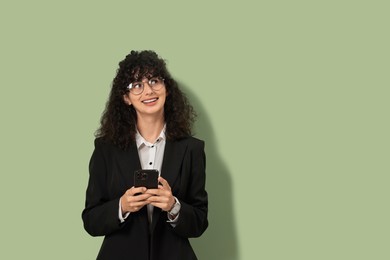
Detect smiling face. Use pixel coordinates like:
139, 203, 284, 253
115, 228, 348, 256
123, 77, 167, 119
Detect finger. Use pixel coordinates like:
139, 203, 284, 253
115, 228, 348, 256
128, 186, 147, 196
123, 202, 146, 213
147, 195, 168, 203
129, 193, 153, 202
146, 188, 171, 197
123, 192, 152, 205
158, 177, 171, 190
146, 196, 158, 203
145, 188, 162, 196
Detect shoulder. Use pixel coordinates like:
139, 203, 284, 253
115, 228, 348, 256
176, 136, 205, 150
93, 137, 137, 154
94, 137, 112, 149
93, 137, 127, 152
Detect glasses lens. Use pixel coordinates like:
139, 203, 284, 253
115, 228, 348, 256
149, 77, 164, 90
128, 82, 143, 95
127, 77, 164, 95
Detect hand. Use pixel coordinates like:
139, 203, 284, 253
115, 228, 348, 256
120, 187, 153, 213
146, 177, 175, 212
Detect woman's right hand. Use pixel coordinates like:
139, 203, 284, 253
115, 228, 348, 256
120, 187, 152, 213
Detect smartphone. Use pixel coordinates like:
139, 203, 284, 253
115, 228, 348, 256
134, 169, 159, 189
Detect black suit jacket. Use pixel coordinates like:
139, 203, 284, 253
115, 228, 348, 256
82, 137, 208, 260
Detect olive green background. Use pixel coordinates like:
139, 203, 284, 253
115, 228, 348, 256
0, 1, 389, 259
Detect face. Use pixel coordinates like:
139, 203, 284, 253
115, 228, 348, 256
123, 77, 167, 118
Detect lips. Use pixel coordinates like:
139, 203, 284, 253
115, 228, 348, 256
142, 98, 158, 104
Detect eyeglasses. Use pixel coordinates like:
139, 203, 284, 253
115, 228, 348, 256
126, 77, 165, 95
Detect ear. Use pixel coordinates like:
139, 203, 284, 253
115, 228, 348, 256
123, 94, 131, 106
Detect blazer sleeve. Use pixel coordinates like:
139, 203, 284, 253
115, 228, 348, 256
81, 139, 123, 237
173, 139, 209, 238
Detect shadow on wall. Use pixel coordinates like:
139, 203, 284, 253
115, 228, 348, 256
180, 82, 239, 260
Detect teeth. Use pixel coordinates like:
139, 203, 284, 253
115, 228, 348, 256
143, 98, 157, 103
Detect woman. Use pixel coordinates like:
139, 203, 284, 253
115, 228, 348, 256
82, 50, 208, 260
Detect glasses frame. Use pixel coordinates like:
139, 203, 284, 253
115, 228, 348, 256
126, 77, 165, 95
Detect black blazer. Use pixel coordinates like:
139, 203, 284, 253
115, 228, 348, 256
82, 137, 208, 260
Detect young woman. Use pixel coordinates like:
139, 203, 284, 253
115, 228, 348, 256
82, 50, 208, 260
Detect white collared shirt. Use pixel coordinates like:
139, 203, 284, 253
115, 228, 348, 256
136, 127, 166, 224
119, 126, 179, 225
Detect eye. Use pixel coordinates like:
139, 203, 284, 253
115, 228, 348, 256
131, 82, 143, 89
149, 77, 161, 85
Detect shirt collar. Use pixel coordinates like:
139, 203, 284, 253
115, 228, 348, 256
135, 124, 166, 149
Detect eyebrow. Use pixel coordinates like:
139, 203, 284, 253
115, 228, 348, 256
131, 69, 156, 81
131, 74, 161, 83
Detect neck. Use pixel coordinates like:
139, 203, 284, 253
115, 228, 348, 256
136, 113, 165, 143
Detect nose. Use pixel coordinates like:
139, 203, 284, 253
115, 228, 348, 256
143, 81, 154, 94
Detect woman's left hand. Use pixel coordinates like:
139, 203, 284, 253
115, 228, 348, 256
145, 177, 175, 212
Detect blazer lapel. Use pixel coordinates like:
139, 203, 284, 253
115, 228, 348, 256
117, 143, 142, 189
160, 139, 187, 187
150, 139, 188, 232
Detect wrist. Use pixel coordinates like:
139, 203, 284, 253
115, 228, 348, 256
168, 198, 176, 211
168, 197, 181, 216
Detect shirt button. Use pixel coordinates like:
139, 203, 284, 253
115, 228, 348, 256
151, 145, 154, 148
149, 162, 152, 165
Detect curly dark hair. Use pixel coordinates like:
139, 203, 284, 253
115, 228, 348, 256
96, 50, 196, 150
